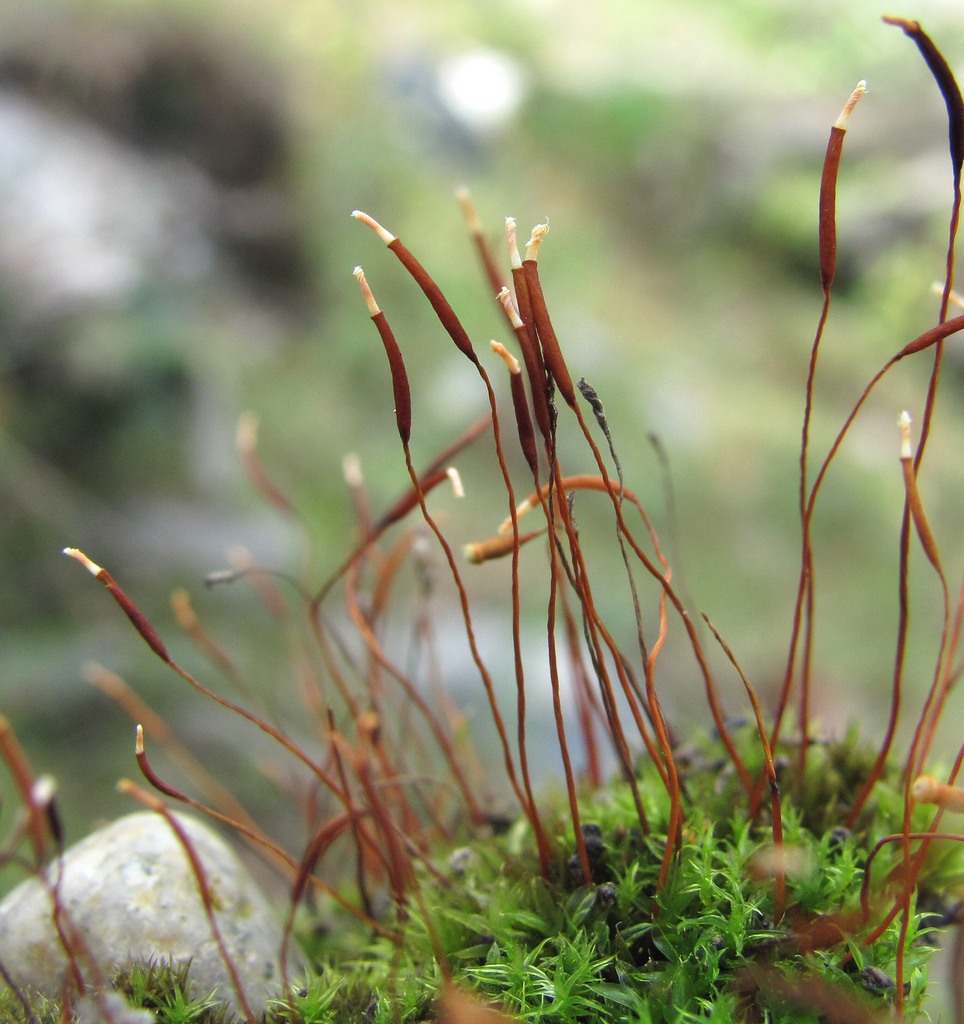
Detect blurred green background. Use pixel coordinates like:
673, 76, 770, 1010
2, 0, 964, 875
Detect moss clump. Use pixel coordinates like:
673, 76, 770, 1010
270, 732, 952, 1024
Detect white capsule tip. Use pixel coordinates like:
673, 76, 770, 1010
447, 467, 465, 499
352, 210, 397, 245
30, 775, 58, 807
64, 548, 102, 576
898, 410, 913, 460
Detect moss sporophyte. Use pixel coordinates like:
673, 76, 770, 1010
4, 12, 964, 1024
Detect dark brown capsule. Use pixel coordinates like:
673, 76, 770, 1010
893, 310, 964, 359
523, 257, 575, 407
499, 283, 552, 442
490, 340, 538, 474
819, 82, 866, 293
884, 17, 964, 180
354, 267, 413, 445
64, 548, 172, 664
353, 209, 479, 363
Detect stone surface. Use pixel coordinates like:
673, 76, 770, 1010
0, 811, 296, 1016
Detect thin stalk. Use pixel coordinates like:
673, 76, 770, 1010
63, 548, 351, 801
704, 615, 785, 922
132, 723, 393, 934
350, 245, 541, 836
773, 81, 865, 786
117, 780, 258, 1024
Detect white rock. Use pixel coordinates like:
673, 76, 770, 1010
0, 811, 297, 1017
75, 991, 156, 1024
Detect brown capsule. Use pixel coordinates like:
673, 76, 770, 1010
899, 412, 942, 570
490, 340, 538, 474
236, 413, 297, 515
884, 17, 964, 178
355, 267, 413, 445
892, 311, 964, 360
818, 81, 866, 293
390, 237, 479, 362
353, 210, 479, 363
64, 548, 172, 664
135, 724, 189, 801
498, 283, 552, 441
372, 467, 452, 533
522, 256, 575, 407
